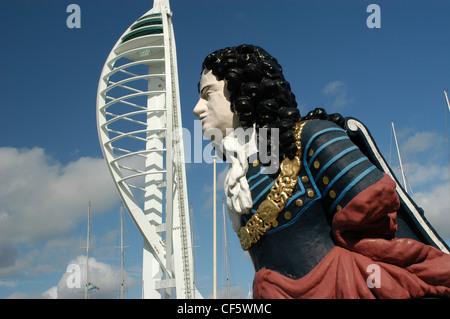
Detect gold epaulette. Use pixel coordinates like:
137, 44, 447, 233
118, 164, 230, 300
237, 121, 308, 250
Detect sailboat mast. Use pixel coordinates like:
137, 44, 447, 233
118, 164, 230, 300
222, 199, 230, 299
85, 202, 91, 299
443, 90, 450, 198
391, 122, 408, 192
444, 90, 450, 112
120, 202, 125, 299
212, 156, 218, 299
189, 203, 196, 298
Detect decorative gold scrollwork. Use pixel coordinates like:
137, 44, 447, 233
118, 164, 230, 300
237, 121, 307, 250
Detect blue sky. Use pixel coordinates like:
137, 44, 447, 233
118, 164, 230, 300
0, 0, 449, 299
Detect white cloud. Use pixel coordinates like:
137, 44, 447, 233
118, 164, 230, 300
393, 129, 449, 190
322, 80, 354, 110
0, 280, 15, 288
402, 162, 448, 188
0, 147, 120, 277
6, 255, 137, 299
42, 286, 58, 299
52, 255, 133, 299
389, 130, 450, 241
414, 183, 450, 240
401, 131, 442, 156
322, 80, 344, 95
209, 285, 251, 299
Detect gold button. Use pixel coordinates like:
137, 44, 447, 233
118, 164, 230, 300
253, 159, 259, 167
296, 199, 303, 207
308, 190, 315, 198
308, 149, 314, 157
323, 176, 329, 185
301, 176, 309, 183
336, 205, 342, 212
272, 220, 278, 227
329, 190, 336, 198
284, 211, 292, 220
314, 161, 320, 169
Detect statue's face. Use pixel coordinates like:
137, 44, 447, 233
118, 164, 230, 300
193, 69, 237, 142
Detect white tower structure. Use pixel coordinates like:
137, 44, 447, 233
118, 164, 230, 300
96, 0, 200, 299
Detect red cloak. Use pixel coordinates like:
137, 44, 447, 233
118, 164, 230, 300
253, 174, 450, 299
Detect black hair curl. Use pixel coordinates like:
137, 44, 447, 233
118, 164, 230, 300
201, 44, 345, 160
302, 107, 346, 128
201, 44, 299, 159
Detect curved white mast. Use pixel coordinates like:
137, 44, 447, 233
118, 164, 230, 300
96, 0, 200, 299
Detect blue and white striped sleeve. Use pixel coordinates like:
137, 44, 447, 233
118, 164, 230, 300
301, 120, 384, 215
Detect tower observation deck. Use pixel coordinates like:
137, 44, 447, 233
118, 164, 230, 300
96, 0, 200, 298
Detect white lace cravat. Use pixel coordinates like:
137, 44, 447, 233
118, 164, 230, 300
220, 127, 258, 232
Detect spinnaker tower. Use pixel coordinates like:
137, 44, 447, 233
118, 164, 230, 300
96, 0, 200, 299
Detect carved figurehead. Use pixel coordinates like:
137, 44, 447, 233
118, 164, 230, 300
193, 44, 450, 299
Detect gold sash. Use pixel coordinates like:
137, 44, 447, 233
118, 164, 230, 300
237, 121, 307, 250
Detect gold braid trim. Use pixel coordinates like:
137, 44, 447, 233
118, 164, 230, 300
237, 121, 308, 250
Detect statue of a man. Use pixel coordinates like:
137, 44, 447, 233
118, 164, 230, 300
193, 44, 450, 298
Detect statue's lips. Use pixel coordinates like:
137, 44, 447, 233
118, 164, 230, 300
198, 115, 206, 121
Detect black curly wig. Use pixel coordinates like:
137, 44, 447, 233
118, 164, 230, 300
201, 44, 345, 160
